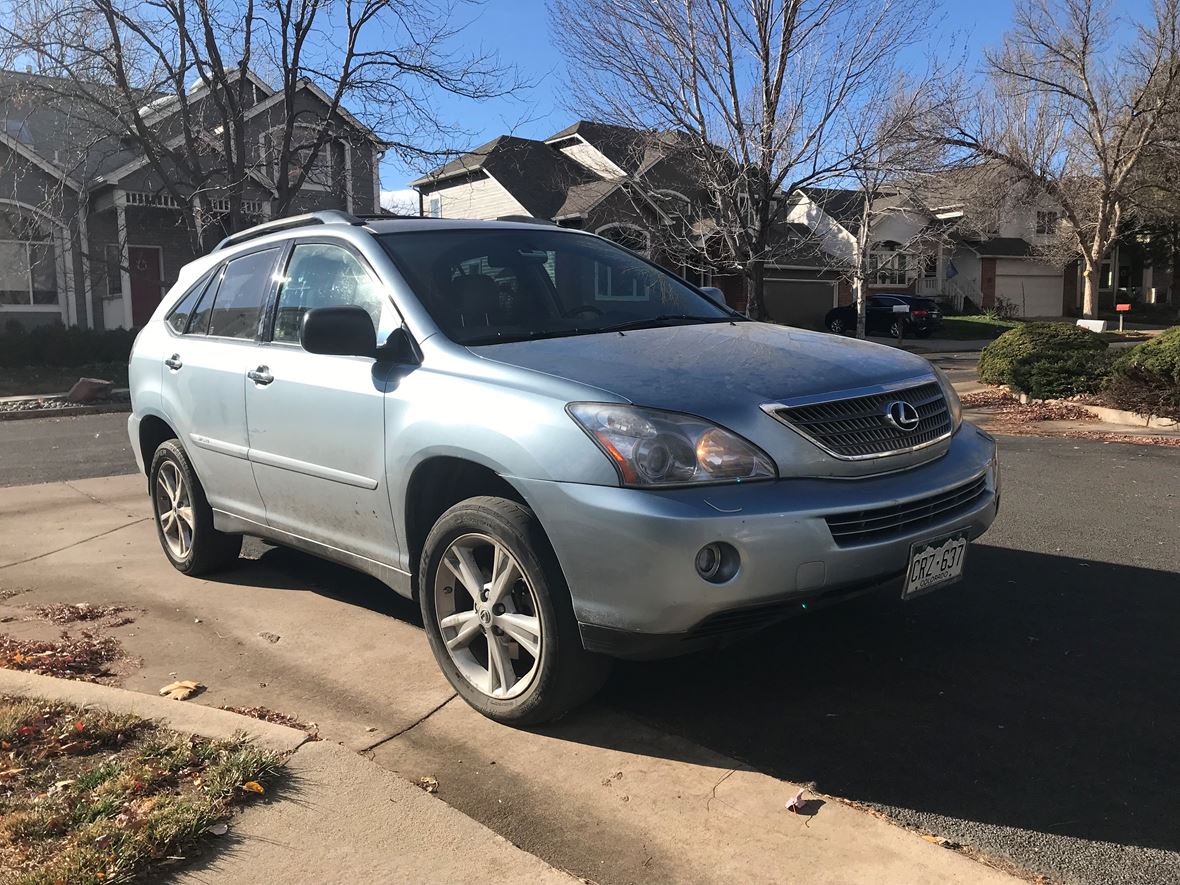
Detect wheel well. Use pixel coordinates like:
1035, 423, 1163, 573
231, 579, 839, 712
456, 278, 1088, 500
138, 415, 178, 472
404, 457, 525, 597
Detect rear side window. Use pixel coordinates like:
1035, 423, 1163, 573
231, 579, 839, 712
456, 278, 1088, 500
208, 248, 280, 339
166, 273, 213, 334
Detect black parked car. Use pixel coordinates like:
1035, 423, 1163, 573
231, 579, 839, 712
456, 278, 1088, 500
824, 294, 943, 338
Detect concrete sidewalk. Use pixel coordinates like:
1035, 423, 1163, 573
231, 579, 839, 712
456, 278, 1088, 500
0, 473, 1019, 883
0, 669, 571, 884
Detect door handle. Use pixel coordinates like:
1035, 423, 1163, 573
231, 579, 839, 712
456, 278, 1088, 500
247, 366, 274, 385
164, 354, 183, 370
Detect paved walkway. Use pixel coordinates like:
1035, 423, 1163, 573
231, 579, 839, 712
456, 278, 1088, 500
0, 474, 1016, 884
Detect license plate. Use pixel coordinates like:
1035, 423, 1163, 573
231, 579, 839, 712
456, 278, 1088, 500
902, 532, 968, 599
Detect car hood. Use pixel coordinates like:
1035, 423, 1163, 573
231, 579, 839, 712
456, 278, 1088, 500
467, 321, 935, 415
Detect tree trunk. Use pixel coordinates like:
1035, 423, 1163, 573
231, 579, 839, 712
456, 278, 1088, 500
853, 271, 867, 340
746, 259, 765, 320
1082, 260, 1100, 319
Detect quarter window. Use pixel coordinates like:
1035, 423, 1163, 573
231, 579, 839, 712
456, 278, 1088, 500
273, 243, 388, 345
207, 248, 280, 339
165, 275, 212, 334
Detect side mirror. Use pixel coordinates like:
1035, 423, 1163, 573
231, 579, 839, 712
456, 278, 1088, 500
375, 325, 421, 365
700, 286, 726, 304
300, 306, 376, 358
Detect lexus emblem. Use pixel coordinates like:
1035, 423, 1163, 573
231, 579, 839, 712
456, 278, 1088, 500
884, 400, 921, 432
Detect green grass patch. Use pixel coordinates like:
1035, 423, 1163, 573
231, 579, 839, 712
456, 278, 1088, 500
0, 695, 283, 884
935, 316, 1025, 340
0, 363, 129, 397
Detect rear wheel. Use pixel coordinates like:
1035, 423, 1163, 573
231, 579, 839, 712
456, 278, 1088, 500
149, 440, 242, 575
420, 496, 610, 725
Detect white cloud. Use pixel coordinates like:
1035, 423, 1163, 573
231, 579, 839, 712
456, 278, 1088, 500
380, 188, 418, 216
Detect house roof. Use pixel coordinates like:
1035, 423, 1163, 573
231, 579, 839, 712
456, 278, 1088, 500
412, 135, 604, 218
962, 236, 1034, 257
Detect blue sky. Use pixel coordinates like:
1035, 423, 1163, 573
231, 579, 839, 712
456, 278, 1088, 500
375, 0, 1098, 206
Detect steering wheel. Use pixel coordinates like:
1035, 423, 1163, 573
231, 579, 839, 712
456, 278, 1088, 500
565, 304, 604, 319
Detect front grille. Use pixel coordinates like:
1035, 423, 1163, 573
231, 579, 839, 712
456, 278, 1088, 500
825, 474, 989, 546
765, 381, 952, 459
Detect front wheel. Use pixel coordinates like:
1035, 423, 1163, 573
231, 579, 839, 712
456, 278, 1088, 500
420, 496, 610, 725
827, 317, 846, 334
889, 319, 905, 338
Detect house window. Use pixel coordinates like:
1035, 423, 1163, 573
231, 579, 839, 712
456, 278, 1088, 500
104, 243, 123, 296
427, 195, 442, 218
1035, 211, 1059, 235
0, 208, 58, 307
869, 242, 910, 286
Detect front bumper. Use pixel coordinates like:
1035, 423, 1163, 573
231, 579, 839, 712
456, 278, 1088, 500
512, 424, 998, 659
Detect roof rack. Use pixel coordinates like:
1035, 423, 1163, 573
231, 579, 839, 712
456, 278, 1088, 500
213, 210, 362, 252
495, 214, 557, 226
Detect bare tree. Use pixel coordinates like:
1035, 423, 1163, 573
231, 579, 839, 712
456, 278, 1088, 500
549, 0, 938, 318
932, 0, 1180, 318
0, 0, 520, 252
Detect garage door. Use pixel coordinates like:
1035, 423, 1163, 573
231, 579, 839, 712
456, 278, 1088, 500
762, 279, 836, 330
996, 262, 1064, 317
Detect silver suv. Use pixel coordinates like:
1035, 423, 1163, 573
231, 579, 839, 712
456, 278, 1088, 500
128, 211, 999, 724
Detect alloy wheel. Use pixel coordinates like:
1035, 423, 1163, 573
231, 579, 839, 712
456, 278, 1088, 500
154, 460, 194, 560
433, 533, 543, 699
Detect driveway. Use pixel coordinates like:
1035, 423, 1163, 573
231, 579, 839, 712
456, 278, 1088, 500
1, 436, 1177, 883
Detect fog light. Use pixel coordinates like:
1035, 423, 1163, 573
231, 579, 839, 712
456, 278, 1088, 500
695, 542, 739, 584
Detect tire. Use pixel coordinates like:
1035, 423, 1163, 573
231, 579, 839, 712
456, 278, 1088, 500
827, 317, 845, 334
149, 440, 242, 576
889, 319, 904, 338
419, 496, 611, 725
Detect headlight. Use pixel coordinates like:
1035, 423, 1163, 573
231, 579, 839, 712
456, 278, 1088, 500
932, 367, 962, 431
567, 403, 777, 487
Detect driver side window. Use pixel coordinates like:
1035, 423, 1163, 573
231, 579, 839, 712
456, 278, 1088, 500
273, 243, 390, 345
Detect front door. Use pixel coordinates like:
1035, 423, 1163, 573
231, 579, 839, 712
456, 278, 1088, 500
129, 245, 164, 327
244, 240, 397, 564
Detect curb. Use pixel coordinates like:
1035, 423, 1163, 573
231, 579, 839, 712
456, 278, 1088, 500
0, 669, 309, 754
0, 402, 131, 422
1013, 392, 1179, 430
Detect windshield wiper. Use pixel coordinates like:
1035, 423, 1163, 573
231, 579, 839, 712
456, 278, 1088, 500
591, 314, 735, 334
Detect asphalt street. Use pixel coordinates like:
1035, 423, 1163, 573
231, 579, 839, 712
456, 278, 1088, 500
1, 413, 1178, 882
0, 412, 135, 487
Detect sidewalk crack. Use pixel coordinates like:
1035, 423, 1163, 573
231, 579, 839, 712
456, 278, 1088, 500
62, 480, 131, 514
0, 518, 150, 570
359, 692, 457, 753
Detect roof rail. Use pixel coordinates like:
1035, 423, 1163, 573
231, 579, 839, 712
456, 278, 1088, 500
495, 214, 557, 226
213, 210, 362, 252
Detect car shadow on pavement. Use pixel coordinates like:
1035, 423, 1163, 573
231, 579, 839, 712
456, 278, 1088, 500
584, 544, 1180, 856
218, 539, 423, 627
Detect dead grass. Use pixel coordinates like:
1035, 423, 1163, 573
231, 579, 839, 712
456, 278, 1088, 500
0, 695, 283, 884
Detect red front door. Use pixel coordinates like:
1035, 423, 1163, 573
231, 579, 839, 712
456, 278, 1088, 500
128, 246, 163, 327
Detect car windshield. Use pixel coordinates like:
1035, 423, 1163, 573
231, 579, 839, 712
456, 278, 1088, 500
378, 228, 737, 345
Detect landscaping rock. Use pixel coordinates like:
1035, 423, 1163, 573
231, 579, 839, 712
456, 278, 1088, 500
66, 377, 114, 403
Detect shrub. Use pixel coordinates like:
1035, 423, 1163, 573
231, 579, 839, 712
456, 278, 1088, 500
0, 324, 137, 369
1104, 327, 1180, 421
978, 322, 1108, 386
1010, 350, 1115, 399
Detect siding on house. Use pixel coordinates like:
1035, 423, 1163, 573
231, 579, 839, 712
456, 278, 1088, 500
555, 141, 623, 178
429, 173, 526, 219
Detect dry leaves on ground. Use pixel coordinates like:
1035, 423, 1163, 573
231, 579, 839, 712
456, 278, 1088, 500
159, 680, 205, 701
29, 602, 138, 627
960, 389, 1095, 423
219, 705, 317, 735
0, 631, 125, 681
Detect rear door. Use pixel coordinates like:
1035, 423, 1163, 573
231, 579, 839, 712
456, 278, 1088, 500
158, 247, 281, 524
244, 239, 397, 564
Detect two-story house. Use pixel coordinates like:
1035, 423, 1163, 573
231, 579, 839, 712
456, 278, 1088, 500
0, 69, 383, 330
